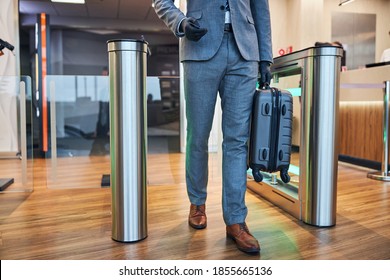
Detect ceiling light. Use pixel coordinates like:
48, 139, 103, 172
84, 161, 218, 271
51, 0, 85, 4
339, 0, 355, 6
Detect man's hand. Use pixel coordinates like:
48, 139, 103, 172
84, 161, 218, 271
259, 61, 272, 87
180, 17, 208, 41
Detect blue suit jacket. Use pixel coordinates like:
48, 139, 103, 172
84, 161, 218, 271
153, 0, 273, 63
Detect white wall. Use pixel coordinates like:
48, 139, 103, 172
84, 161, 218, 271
323, 0, 390, 62
270, 0, 326, 55
269, 0, 390, 61
0, 0, 19, 76
269, 0, 289, 55
0, 0, 20, 155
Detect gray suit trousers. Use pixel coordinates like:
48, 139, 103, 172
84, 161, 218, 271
183, 32, 258, 225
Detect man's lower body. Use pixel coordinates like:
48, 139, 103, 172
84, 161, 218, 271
183, 32, 259, 253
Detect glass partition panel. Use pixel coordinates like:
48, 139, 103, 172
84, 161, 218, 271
45, 75, 110, 189
273, 75, 301, 196
146, 76, 183, 185
45, 75, 182, 189
0, 76, 34, 193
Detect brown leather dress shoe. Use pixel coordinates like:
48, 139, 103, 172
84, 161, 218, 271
188, 204, 207, 229
226, 222, 260, 253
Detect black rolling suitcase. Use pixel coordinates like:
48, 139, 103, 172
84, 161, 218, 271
249, 86, 293, 183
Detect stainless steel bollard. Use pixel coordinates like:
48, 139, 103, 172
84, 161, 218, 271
299, 48, 341, 227
108, 39, 148, 242
367, 81, 390, 181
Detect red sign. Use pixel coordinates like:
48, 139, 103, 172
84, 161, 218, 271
278, 46, 293, 56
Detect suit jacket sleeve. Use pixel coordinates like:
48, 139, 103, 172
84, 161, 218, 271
250, 0, 273, 63
153, 0, 186, 38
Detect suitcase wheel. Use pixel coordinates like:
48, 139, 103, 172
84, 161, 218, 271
280, 169, 290, 183
252, 168, 263, 182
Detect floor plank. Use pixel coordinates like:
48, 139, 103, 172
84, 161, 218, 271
0, 153, 389, 260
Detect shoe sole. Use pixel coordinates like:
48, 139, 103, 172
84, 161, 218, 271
189, 221, 207, 229
226, 233, 260, 254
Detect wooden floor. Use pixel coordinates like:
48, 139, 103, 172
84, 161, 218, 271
0, 153, 389, 260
